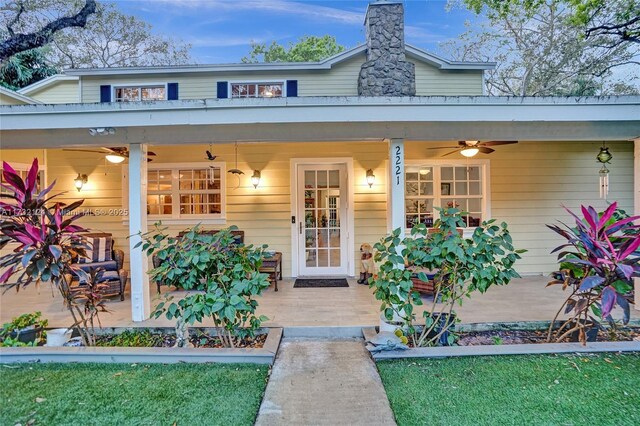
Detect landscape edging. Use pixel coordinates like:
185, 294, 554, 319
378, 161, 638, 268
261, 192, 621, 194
0, 327, 283, 365
362, 327, 640, 360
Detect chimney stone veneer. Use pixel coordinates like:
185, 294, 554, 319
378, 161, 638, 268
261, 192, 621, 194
358, 1, 416, 96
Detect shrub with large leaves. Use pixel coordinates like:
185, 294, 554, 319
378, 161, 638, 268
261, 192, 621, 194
0, 159, 105, 346
546, 202, 639, 343
372, 208, 524, 347
138, 225, 270, 348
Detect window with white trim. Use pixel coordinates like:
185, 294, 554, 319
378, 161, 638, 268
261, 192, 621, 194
147, 164, 225, 219
0, 163, 46, 195
231, 82, 283, 98
405, 162, 487, 229
114, 85, 166, 102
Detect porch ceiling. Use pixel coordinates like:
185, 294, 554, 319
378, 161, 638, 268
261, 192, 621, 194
1, 96, 639, 149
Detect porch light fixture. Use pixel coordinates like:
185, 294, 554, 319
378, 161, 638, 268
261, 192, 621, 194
88, 127, 116, 136
366, 169, 375, 188
74, 174, 88, 192
460, 147, 480, 158
419, 168, 430, 175
105, 154, 126, 164
251, 170, 261, 188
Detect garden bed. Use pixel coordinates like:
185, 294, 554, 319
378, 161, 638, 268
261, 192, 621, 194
0, 327, 282, 365
363, 326, 640, 360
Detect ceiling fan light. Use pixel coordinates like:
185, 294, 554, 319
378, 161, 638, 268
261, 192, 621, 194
460, 147, 480, 158
105, 154, 126, 164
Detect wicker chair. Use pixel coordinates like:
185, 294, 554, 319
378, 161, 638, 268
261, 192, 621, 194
68, 233, 128, 301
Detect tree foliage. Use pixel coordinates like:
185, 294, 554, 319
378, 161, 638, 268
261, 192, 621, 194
1, 0, 191, 69
0, 0, 96, 61
444, 0, 639, 95
463, 0, 640, 44
242, 35, 345, 63
0, 47, 57, 90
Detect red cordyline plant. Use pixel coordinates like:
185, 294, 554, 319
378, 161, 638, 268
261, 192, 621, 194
546, 202, 639, 344
0, 159, 106, 346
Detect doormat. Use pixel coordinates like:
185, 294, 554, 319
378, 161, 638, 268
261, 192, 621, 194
294, 278, 349, 288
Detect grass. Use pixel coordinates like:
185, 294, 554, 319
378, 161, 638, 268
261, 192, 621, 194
378, 353, 640, 426
1, 363, 269, 426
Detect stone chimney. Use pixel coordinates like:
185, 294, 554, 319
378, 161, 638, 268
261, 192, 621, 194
358, 1, 416, 96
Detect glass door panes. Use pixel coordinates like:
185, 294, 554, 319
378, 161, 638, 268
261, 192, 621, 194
440, 166, 482, 227
303, 169, 342, 269
405, 167, 434, 228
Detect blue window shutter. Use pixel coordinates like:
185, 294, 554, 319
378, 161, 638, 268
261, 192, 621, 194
286, 80, 298, 97
167, 83, 179, 100
100, 85, 111, 103
217, 81, 228, 99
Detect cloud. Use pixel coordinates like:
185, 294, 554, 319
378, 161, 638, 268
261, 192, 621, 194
146, 0, 364, 25
405, 25, 447, 44
186, 33, 287, 48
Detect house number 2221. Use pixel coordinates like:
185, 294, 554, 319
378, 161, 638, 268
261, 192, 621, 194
395, 145, 402, 185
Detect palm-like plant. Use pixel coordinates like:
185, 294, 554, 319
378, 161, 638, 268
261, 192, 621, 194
1, 159, 105, 345
547, 203, 640, 343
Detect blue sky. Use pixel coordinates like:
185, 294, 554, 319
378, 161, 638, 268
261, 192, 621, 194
114, 0, 479, 64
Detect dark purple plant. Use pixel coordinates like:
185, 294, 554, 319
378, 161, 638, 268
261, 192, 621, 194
546, 202, 640, 344
0, 159, 105, 345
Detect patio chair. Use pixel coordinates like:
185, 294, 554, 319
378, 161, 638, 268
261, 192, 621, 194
68, 233, 129, 301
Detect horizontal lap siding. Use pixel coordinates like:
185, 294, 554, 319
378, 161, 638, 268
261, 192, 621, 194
407, 140, 634, 274
413, 62, 483, 95
29, 81, 79, 104
0, 93, 29, 105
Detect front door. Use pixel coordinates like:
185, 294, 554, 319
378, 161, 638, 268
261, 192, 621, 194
297, 164, 348, 276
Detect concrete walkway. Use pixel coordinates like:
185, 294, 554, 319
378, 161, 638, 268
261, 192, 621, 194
256, 338, 396, 426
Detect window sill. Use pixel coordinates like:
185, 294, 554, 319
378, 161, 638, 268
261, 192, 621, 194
122, 217, 227, 226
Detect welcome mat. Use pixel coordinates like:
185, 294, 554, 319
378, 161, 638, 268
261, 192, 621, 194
294, 278, 349, 288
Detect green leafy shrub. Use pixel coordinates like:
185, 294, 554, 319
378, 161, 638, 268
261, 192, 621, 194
371, 208, 524, 347
0, 311, 48, 347
96, 329, 163, 347
137, 225, 270, 348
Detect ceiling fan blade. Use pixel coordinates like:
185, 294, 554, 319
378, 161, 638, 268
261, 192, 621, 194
62, 149, 107, 154
478, 147, 495, 154
479, 141, 518, 147
441, 149, 461, 157
426, 146, 460, 150
147, 151, 157, 156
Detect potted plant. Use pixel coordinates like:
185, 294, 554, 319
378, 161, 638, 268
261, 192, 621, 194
371, 208, 524, 347
137, 225, 271, 348
0, 312, 48, 346
0, 159, 107, 346
546, 203, 639, 344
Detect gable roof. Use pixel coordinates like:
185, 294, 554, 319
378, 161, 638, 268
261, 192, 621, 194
62, 44, 494, 77
0, 86, 42, 104
17, 74, 78, 95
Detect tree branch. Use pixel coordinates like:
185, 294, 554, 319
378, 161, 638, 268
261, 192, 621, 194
6, 0, 25, 37
0, 0, 97, 61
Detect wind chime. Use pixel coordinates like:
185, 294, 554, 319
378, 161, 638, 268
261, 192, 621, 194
596, 143, 613, 199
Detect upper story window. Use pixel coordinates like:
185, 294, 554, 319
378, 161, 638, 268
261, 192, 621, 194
146, 163, 225, 220
114, 85, 166, 102
405, 161, 489, 230
231, 82, 283, 98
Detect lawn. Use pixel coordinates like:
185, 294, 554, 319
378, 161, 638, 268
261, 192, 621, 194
1, 363, 269, 425
378, 353, 640, 426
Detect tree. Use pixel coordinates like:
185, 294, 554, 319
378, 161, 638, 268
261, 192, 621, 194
0, 47, 57, 90
242, 35, 345, 63
1, 1, 191, 69
0, 0, 96, 61
463, 0, 640, 44
443, 1, 639, 95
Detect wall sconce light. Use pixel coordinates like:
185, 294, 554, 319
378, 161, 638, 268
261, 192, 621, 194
366, 169, 375, 188
74, 174, 88, 192
251, 170, 261, 189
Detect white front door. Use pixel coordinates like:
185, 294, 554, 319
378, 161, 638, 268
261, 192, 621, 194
296, 164, 348, 276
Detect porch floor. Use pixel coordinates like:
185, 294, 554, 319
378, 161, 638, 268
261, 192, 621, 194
1, 276, 637, 328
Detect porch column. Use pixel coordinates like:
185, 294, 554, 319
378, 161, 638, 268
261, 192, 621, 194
128, 143, 150, 321
635, 139, 639, 310
388, 138, 405, 233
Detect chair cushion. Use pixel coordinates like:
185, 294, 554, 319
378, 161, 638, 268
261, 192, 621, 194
76, 270, 120, 285
74, 260, 119, 273
78, 233, 113, 263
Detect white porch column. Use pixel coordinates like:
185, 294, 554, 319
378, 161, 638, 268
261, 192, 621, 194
128, 143, 150, 321
388, 138, 405, 233
635, 139, 639, 310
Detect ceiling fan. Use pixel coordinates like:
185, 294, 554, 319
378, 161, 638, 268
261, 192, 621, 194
62, 147, 157, 163
426, 140, 518, 157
